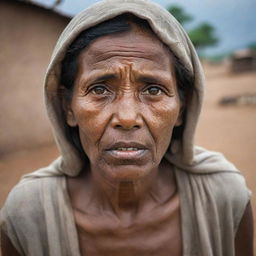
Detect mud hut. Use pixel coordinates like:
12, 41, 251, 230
230, 49, 256, 73
0, 0, 70, 155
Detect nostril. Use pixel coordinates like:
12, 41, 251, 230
115, 124, 122, 129
114, 123, 141, 130
111, 110, 143, 130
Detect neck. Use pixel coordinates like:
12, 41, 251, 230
91, 167, 158, 215
89, 161, 176, 216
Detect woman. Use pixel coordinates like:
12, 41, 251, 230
0, 0, 253, 255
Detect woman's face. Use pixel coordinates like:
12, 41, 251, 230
66, 26, 182, 182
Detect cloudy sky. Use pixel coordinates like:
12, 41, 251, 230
33, 0, 256, 56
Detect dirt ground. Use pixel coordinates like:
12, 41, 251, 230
0, 63, 255, 248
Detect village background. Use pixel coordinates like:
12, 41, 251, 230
0, 0, 256, 250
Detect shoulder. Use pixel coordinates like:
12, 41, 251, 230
179, 168, 250, 199
1, 176, 64, 231
190, 170, 251, 206
1, 176, 65, 254
186, 170, 251, 231
0, 175, 67, 255
203, 171, 250, 198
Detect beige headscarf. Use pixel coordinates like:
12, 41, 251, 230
24, 0, 238, 180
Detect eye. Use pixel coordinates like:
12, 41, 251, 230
142, 86, 164, 96
90, 85, 110, 95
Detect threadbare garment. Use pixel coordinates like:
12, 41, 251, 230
0, 168, 250, 255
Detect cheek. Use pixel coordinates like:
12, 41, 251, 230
71, 98, 110, 157
147, 98, 181, 152
73, 98, 108, 130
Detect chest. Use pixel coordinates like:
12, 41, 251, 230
74, 201, 182, 256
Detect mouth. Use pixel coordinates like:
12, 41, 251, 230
105, 142, 148, 160
111, 147, 143, 151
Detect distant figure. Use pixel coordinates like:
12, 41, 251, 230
0, 0, 253, 255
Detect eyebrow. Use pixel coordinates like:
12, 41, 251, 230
86, 72, 172, 86
137, 75, 162, 84
91, 73, 117, 83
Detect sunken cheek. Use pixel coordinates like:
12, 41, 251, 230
72, 98, 107, 157
151, 101, 180, 154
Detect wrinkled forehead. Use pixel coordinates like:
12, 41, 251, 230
80, 24, 172, 61
76, 29, 176, 85
74, 21, 176, 80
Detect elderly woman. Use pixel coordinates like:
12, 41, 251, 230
0, 0, 253, 255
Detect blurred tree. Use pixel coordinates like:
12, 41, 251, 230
25, 0, 63, 5
188, 23, 218, 50
167, 5, 218, 52
167, 5, 192, 25
52, 0, 63, 8
248, 42, 256, 50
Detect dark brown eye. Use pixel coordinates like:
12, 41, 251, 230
143, 86, 163, 96
91, 85, 109, 95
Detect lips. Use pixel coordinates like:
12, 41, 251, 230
105, 141, 147, 151
113, 147, 141, 151
104, 141, 148, 161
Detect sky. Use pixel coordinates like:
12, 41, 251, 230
33, 0, 256, 56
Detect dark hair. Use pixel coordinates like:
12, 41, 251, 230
60, 13, 193, 155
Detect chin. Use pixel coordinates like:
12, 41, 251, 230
88, 148, 161, 182
94, 160, 158, 183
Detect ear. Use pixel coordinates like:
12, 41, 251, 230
175, 103, 185, 127
66, 106, 77, 127
60, 87, 77, 127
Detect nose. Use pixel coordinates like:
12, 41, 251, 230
111, 93, 143, 130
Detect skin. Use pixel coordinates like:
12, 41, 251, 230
1, 24, 254, 256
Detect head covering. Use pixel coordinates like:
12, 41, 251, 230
25, 0, 238, 179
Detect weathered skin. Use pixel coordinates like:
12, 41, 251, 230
66, 25, 183, 255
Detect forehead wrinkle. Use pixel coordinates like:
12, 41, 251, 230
116, 64, 133, 86
128, 63, 134, 84
78, 29, 175, 85
85, 38, 168, 61
92, 50, 163, 64
80, 59, 173, 87
84, 54, 171, 75
80, 30, 172, 68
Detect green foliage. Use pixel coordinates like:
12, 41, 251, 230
167, 5, 192, 25
248, 42, 256, 50
167, 5, 219, 51
188, 23, 218, 50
